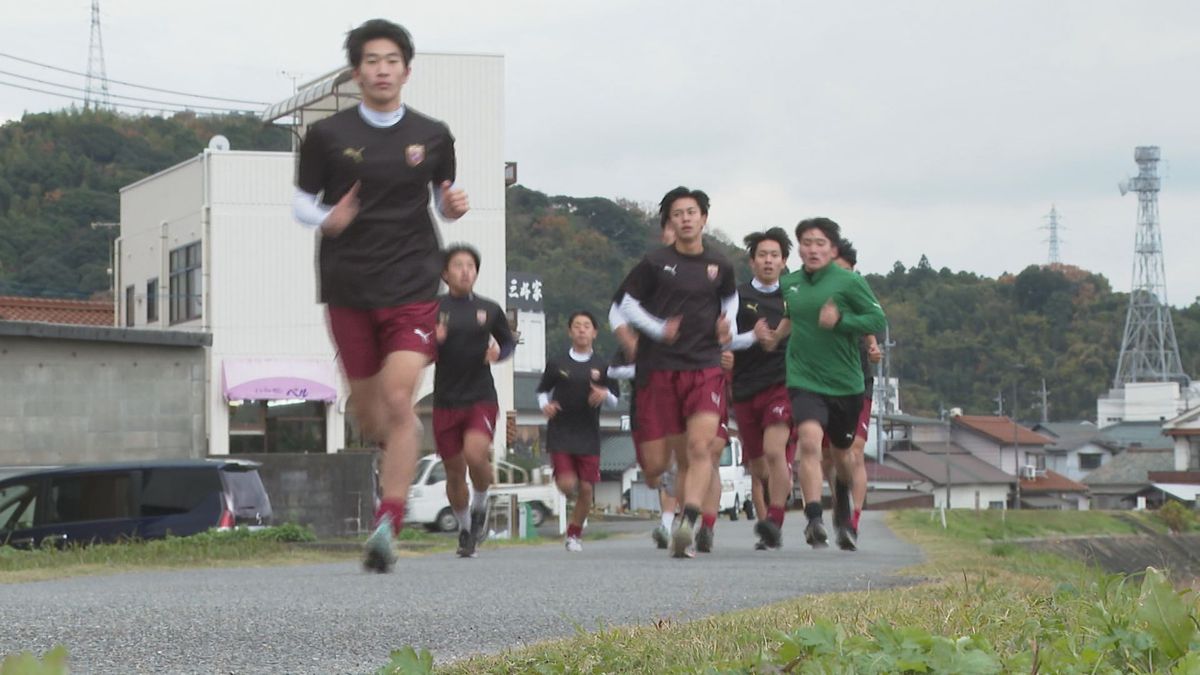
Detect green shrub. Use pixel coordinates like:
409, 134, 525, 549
1158, 501, 1193, 534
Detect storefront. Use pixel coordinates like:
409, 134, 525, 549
223, 359, 337, 454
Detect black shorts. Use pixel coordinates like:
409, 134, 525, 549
789, 388, 863, 450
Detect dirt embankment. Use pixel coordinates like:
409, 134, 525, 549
1020, 532, 1200, 583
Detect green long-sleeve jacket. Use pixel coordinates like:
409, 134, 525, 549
780, 263, 886, 397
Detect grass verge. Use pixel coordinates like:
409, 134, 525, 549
385, 510, 1199, 674
0, 524, 351, 583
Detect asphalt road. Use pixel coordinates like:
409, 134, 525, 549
0, 512, 923, 674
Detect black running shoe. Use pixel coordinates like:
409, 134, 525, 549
754, 519, 782, 549
836, 524, 858, 552
456, 528, 477, 558
695, 526, 714, 553
805, 518, 829, 549
469, 508, 488, 547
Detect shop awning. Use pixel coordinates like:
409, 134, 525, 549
222, 359, 337, 402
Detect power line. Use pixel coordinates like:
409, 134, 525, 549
0, 69, 256, 112
0, 79, 253, 115
0, 51, 270, 106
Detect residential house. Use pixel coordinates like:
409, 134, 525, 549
1018, 470, 1089, 510
1032, 421, 1113, 482
885, 445, 1014, 509
952, 415, 1053, 478
1082, 447, 1176, 509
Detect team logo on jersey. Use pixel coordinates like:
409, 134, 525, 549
413, 328, 433, 344
342, 147, 365, 163
476, 309, 488, 326
662, 264, 677, 276
559, 369, 570, 378
405, 144, 426, 167
590, 368, 601, 381
707, 264, 719, 281
745, 302, 759, 313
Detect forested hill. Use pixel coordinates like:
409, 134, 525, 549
506, 185, 1200, 421
2, 111, 1197, 421
0, 109, 289, 298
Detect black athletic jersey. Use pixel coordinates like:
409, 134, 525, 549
537, 351, 618, 455
731, 282, 787, 402
861, 340, 875, 397
297, 106, 456, 308
432, 294, 514, 408
619, 246, 737, 372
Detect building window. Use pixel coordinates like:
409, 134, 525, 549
169, 242, 202, 324
1079, 453, 1102, 471
1190, 439, 1199, 470
124, 285, 135, 327
987, 500, 1005, 510
146, 278, 159, 323
1033, 454, 1046, 471
229, 400, 326, 453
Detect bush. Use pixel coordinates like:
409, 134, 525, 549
1158, 501, 1193, 534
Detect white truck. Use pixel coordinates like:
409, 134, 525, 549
717, 436, 754, 519
406, 454, 560, 532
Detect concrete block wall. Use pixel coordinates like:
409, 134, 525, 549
0, 331, 207, 465
234, 451, 376, 537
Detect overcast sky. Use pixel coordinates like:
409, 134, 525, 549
3, 1, 1198, 305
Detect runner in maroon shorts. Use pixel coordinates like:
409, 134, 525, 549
727, 228, 793, 551
617, 186, 737, 558
292, 19, 469, 572
823, 241, 881, 540
536, 311, 619, 552
433, 245, 515, 558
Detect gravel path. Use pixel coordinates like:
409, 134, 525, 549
0, 511, 922, 673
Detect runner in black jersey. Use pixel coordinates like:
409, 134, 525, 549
617, 186, 738, 558
292, 19, 470, 573
433, 245, 515, 558
727, 228, 794, 550
609, 216, 680, 549
820, 241, 881, 548
536, 311, 619, 552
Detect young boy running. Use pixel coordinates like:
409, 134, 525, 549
616, 186, 737, 558
537, 311, 619, 552
769, 218, 885, 550
433, 245, 515, 558
727, 227, 794, 550
292, 19, 469, 572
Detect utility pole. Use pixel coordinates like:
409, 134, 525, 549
1011, 375, 1022, 510
1038, 379, 1050, 424
875, 323, 896, 464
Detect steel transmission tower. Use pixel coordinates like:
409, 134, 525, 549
1041, 205, 1064, 265
1113, 146, 1187, 387
84, 0, 111, 109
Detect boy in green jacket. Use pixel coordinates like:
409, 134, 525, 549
768, 217, 885, 550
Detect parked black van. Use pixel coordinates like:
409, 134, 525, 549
0, 459, 273, 548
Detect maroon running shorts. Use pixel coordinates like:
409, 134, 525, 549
326, 300, 438, 379
432, 402, 499, 459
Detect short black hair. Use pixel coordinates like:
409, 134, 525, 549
795, 217, 842, 250
443, 243, 481, 271
744, 227, 792, 260
345, 19, 414, 68
838, 239, 858, 267
568, 311, 598, 331
658, 186, 710, 224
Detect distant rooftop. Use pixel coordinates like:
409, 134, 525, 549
0, 295, 112, 327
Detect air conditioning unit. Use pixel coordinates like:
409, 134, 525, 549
1020, 465, 1039, 479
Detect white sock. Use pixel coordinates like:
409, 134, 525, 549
471, 488, 489, 512
661, 511, 674, 529
455, 507, 470, 531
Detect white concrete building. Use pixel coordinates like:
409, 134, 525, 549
1096, 381, 1200, 428
114, 53, 508, 458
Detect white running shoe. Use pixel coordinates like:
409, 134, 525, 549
565, 536, 583, 552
